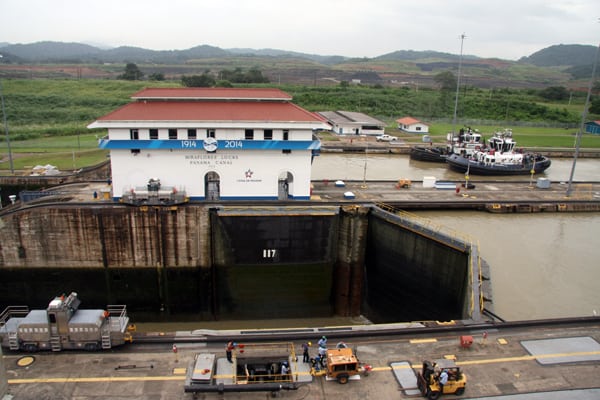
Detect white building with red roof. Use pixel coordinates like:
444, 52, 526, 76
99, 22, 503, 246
88, 88, 328, 202
396, 116, 429, 134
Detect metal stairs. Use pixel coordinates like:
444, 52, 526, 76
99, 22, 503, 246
101, 325, 111, 349
50, 335, 61, 352
8, 332, 19, 350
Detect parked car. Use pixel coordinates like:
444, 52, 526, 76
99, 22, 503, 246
376, 134, 398, 142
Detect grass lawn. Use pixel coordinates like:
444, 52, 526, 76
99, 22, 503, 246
1, 133, 108, 172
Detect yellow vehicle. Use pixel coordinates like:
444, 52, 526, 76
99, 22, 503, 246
310, 347, 370, 384
416, 359, 466, 399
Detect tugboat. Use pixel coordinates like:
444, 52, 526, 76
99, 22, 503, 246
410, 127, 484, 163
446, 129, 551, 176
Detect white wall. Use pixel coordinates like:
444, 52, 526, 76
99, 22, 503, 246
399, 123, 429, 133
110, 149, 313, 200
108, 127, 315, 141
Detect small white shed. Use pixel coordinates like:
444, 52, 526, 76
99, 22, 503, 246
396, 117, 429, 134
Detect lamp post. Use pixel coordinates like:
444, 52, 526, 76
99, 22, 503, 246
566, 35, 600, 197
0, 78, 14, 174
451, 33, 466, 140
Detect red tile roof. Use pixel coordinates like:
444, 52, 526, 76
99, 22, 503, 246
131, 87, 292, 101
96, 100, 324, 123
396, 116, 427, 125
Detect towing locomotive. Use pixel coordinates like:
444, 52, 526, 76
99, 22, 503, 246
0, 292, 133, 352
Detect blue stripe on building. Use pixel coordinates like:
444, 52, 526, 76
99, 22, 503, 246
99, 139, 321, 150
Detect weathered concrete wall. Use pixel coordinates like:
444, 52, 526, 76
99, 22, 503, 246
0, 203, 476, 322
0, 205, 209, 268
332, 205, 369, 317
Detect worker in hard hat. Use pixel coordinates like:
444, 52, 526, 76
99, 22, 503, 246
302, 341, 312, 363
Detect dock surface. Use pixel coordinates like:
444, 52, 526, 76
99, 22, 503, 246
3, 320, 600, 399
4, 179, 600, 213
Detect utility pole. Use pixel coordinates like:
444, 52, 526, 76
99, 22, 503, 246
0, 78, 14, 174
566, 26, 599, 197
451, 33, 466, 140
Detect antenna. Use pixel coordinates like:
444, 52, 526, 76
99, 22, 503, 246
0, 79, 14, 174
566, 21, 599, 197
451, 34, 467, 141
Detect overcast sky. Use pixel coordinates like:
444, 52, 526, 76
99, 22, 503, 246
1, 0, 598, 60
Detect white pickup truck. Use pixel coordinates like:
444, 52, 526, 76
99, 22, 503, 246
376, 134, 398, 142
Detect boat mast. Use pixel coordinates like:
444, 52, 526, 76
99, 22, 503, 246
566, 34, 599, 197
451, 33, 466, 141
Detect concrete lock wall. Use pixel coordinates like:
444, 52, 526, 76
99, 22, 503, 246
0, 204, 474, 322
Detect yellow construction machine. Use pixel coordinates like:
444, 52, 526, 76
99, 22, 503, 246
310, 346, 371, 384
416, 359, 466, 399
395, 178, 412, 189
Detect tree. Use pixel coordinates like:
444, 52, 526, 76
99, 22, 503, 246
181, 73, 215, 87
148, 72, 165, 81
434, 71, 456, 91
118, 63, 144, 80
215, 80, 233, 88
246, 67, 269, 83
434, 71, 456, 113
219, 67, 269, 83
590, 96, 600, 114
539, 86, 569, 101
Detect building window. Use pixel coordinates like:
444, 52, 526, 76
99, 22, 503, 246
187, 129, 197, 140
245, 129, 254, 140
207, 129, 216, 138
149, 129, 158, 140
130, 129, 139, 140
168, 129, 178, 140
283, 130, 289, 141
264, 129, 273, 140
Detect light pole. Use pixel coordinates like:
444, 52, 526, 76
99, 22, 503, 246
0, 78, 14, 174
451, 33, 466, 140
566, 37, 600, 197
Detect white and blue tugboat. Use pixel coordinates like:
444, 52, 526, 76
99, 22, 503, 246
446, 129, 551, 176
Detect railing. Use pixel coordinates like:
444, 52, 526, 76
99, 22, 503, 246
0, 305, 29, 327
107, 305, 129, 332
120, 188, 188, 205
19, 190, 64, 203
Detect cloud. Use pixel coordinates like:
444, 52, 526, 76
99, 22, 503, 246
1, 0, 598, 60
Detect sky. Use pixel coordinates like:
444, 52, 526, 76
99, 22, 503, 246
1, 0, 598, 60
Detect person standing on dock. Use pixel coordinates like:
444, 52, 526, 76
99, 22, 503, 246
302, 341, 311, 363
439, 369, 448, 394
281, 362, 290, 380
225, 341, 236, 363
318, 335, 327, 349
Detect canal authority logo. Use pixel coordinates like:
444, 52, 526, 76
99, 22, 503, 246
203, 137, 218, 152
238, 168, 261, 183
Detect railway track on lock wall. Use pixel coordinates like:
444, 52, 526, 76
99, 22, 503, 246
129, 316, 600, 347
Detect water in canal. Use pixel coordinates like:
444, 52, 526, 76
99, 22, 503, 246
311, 152, 599, 182
312, 154, 600, 321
